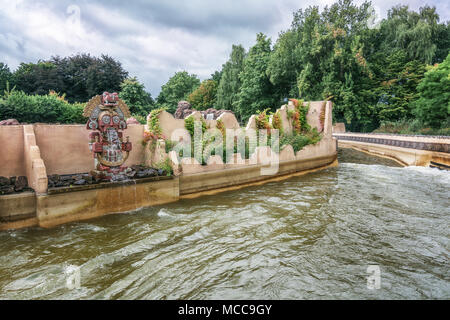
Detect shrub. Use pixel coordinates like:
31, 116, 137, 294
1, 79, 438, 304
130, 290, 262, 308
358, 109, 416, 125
0, 90, 85, 123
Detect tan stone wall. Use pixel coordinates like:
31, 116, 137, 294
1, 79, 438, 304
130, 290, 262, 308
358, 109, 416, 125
333, 122, 346, 133
0, 125, 25, 177
36, 177, 179, 228
34, 124, 146, 175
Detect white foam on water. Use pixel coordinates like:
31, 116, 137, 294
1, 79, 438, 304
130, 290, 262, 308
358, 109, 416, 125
403, 166, 450, 184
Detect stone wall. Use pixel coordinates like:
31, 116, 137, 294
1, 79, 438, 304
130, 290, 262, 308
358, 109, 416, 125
152, 100, 334, 176
0, 124, 147, 178
1, 125, 25, 177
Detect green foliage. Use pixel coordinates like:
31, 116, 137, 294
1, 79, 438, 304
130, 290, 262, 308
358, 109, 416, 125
187, 79, 218, 110
12, 54, 128, 103
374, 119, 450, 136
235, 33, 278, 122
154, 158, 173, 177
0, 90, 85, 123
280, 128, 321, 152
184, 116, 207, 138
147, 107, 166, 137
119, 77, 154, 116
157, 71, 200, 113
380, 5, 443, 64
0, 63, 12, 95
132, 114, 147, 124
413, 54, 450, 128
216, 45, 246, 111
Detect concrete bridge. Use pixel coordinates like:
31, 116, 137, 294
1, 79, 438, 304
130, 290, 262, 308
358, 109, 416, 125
333, 132, 450, 168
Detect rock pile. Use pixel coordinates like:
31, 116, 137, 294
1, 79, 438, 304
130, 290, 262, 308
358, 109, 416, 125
0, 176, 32, 195
47, 165, 168, 188
173, 101, 234, 120
174, 101, 193, 119
200, 108, 234, 120
0, 119, 20, 125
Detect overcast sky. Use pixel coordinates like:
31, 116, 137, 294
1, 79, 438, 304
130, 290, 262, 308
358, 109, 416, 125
1, 0, 449, 97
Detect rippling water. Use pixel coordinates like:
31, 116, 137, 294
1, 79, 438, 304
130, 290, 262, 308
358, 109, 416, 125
0, 148, 449, 299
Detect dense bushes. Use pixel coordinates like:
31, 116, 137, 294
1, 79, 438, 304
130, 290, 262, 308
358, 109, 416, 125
0, 90, 85, 124
413, 53, 450, 128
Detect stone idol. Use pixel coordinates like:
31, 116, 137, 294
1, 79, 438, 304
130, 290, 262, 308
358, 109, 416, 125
83, 92, 133, 177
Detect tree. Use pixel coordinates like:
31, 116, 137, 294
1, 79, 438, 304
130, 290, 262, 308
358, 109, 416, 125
0, 63, 12, 94
216, 44, 246, 111
156, 71, 200, 113
187, 79, 218, 110
13, 61, 63, 96
12, 54, 129, 103
210, 70, 222, 83
119, 77, 154, 116
413, 53, 450, 128
372, 50, 427, 122
266, 30, 301, 100
379, 5, 443, 64
235, 33, 278, 121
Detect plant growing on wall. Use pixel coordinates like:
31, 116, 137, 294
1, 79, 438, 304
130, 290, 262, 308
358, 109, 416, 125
271, 110, 283, 136
154, 157, 173, 176
145, 107, 166, 150
184, 116, 206, 138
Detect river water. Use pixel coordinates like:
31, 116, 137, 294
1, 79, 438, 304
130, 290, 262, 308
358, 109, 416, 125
0, 148, 448, 299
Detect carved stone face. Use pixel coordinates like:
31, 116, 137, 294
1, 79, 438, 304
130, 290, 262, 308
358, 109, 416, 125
102, 92, 119, 106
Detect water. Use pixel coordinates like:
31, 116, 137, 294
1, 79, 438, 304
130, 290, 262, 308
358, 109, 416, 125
0, 148, 448, 299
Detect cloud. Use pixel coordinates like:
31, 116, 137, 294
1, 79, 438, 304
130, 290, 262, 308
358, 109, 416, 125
0, 0, 448, 97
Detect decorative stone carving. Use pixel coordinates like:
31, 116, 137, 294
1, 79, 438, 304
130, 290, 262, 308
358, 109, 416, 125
84, 92, 133, 176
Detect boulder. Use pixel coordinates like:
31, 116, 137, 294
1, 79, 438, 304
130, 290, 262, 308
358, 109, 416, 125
0, 185, 14, 195
14, 176, 28, 192
0, 176, 10, 186
0, 119, 19, 125
73, 179, 86, 185
174, 101, 193, 119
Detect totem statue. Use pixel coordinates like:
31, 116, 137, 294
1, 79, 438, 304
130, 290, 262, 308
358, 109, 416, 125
83, 92, 132, 175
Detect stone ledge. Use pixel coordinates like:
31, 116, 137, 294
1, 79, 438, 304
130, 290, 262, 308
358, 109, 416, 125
47, 175, 174, 195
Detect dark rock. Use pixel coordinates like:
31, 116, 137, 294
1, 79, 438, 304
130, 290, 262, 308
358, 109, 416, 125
9, 176, 16, 185
56, 181, 70, 187
157, 169, 165, 176
0, 185, 14, 195
136, 171, 148, 178
114, 174, 128, 181
82, 174, 93, 183
0, 176, 10, 186
126, 170, 136, 178
60, 175, 73, 182
147, 169, 158, 177
0, 119, 19, 125
48, 174, 60, 183
131, 165, 143, 172
14, 176, 27, 192
73, 179, 86, 185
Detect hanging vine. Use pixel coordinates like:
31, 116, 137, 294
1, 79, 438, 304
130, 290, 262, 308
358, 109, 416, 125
144, 107, 166, 151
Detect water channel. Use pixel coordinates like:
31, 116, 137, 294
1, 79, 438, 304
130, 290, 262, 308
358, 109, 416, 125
0, 148, 448, 299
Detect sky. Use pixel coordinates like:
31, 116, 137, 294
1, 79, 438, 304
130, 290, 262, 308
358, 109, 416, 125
0, 0, 449, 97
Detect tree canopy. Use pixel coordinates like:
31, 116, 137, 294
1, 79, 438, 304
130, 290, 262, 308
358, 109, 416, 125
156, 71, 200, 113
